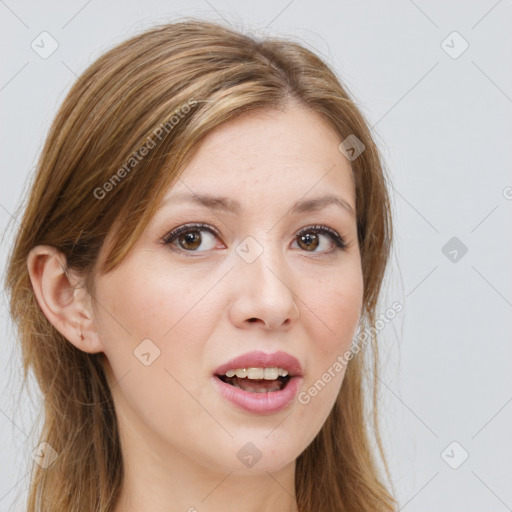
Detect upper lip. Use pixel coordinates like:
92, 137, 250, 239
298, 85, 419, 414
214, 350, 303, 377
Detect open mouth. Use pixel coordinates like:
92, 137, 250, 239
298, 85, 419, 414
216, 373, 292, 393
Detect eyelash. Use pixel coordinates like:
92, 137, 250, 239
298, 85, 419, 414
161, 222, 348, 255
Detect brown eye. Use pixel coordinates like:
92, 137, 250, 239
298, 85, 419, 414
178, 231, 202, 250
293, 225, 347, 253
297, 232, 319, 251
163, 223, 221, 253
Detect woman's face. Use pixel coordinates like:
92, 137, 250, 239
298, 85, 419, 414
92, 104, 364, 476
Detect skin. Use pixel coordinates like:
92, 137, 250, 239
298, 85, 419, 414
27, 103, 364, 512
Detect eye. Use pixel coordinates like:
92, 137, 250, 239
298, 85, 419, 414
162, 223, 223, 252
292, 225, 347, 253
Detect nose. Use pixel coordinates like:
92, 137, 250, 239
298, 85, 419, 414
228, 243, 300, 331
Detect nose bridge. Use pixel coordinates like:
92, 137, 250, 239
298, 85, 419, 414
230, 234, 299, 329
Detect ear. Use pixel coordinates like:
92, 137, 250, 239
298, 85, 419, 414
26, 245, 104, 354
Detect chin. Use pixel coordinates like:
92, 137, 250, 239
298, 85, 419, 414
219, 433, 306, 475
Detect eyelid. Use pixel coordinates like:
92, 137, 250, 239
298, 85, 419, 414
294, 224, 347, 250
161, 222, 222, 245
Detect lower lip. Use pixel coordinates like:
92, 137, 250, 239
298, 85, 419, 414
212, 375, 303, 415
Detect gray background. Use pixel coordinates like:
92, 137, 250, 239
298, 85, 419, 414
1, 1, 511, 510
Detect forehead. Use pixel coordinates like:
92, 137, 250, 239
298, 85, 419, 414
167, 105, 356, 211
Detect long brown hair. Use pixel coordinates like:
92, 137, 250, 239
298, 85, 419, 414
4, 18, 397, 511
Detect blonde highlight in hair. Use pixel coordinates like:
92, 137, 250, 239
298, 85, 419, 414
5, 18, 397, 511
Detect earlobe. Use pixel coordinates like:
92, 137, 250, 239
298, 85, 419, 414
26, 245, 104, 354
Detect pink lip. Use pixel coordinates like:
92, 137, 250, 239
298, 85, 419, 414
213, 350, 303, 377
212, 374, 303, 415
212, 350, 304, 415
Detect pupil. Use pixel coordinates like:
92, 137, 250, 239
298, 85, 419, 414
179, 231, 201, 250
299, 232, 318, 251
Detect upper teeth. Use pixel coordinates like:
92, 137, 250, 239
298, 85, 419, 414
224, 367, 289, 379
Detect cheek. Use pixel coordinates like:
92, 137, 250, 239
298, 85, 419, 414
93, 260, 223, 426
295, 266, 363, 423
95, 257, 220, 346
302, 266, 364, 356
95, 265, 226, 462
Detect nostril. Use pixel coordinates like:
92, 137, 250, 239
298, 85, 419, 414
248, 318, 258, 323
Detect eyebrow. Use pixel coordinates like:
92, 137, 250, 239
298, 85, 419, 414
161, 192, 355, 217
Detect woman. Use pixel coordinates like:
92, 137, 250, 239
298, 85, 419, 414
5, 19, 397, 511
